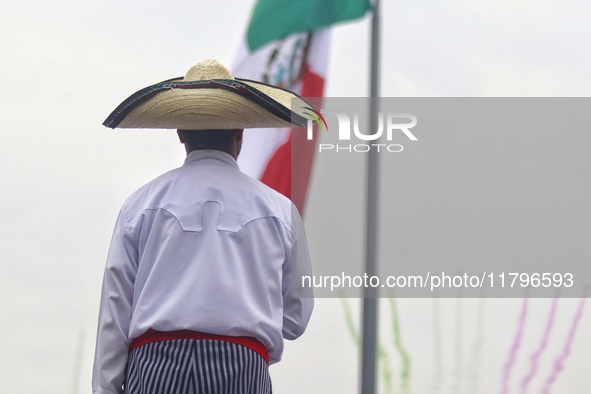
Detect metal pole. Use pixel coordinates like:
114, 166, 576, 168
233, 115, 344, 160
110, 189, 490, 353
360, 0, 380, 393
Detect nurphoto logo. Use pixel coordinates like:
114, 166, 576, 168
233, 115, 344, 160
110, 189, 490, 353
306, 110, 418, 153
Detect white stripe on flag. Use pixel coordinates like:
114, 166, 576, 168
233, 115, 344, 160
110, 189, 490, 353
234, 29, 330, 182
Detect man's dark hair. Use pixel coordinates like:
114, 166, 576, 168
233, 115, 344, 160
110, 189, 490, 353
178, 129, 241, 151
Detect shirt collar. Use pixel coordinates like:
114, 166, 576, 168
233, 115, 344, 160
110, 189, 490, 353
183, 149, 239, 169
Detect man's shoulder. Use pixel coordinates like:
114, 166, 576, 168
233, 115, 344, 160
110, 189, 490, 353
230, 171, 296, 229
116, 166, 185, 224
242, 174, 293, 208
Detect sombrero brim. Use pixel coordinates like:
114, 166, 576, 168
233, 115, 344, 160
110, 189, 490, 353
103, 77, 317, 130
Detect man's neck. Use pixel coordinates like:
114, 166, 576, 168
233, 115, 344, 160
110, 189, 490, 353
186, 146, 237, 160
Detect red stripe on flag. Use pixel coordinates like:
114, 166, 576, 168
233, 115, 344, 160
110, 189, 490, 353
260, 65, 325, 214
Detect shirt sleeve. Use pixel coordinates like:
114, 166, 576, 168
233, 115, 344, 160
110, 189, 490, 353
92, 210, 138, 394
282, 205, 314, 340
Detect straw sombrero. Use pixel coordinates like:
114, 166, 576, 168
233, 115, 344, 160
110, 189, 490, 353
103, 59, 320, 130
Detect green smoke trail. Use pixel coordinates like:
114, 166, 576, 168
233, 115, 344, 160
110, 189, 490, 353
378, 342, 393, 394
389, 298, 411, 393
340, 299, 393, 394
341, 298, 360, 345
467, 298, 485, 394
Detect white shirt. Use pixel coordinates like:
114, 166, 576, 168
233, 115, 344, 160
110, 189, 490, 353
92, 150, 313, 394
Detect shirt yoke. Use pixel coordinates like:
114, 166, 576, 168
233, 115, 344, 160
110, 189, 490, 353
120, 152, 295, 236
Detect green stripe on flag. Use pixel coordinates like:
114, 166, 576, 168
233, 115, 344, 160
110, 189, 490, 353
247, 0, 371, 51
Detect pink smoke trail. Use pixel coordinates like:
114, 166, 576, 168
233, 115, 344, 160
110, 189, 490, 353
519, 297, 558, 394
540, 296, 587, 394
452, 297, 463, 394
431, 298, 443, 393
500, 297, 529, 394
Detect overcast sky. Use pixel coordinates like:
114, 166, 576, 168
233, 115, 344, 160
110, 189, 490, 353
1, 0, 590, 393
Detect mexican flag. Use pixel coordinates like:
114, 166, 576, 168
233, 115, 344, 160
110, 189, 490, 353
234, 0, 371, 213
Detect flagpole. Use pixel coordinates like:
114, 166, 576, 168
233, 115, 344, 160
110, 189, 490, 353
360, 0, 380, 393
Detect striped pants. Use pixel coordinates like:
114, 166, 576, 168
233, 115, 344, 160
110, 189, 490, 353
125, 339, 272, 394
